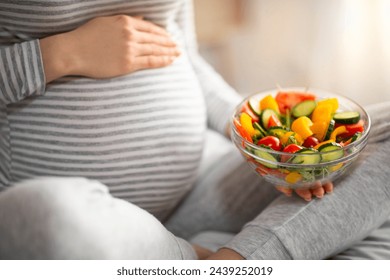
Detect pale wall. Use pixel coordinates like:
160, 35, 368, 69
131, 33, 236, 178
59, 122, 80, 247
194, 0, 390, 106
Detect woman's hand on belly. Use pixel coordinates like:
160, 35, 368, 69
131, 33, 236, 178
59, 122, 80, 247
40, 15, 181, 83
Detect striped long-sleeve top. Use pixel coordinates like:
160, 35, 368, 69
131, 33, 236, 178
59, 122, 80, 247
0, 0, 241, 220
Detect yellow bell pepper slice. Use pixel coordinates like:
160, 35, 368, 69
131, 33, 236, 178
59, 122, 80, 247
281, 131, 294, 145
317, 98, 339, 113
294, 133, 304, 145
281, 131, 304, 146
310, 121, 328, 142
291, 116, 313, 139
314, 125, 347, 150
329, 163, 344, 172
260, 95, 280, 114
311, 104, 332, 124
330, 125, 347, 141
285, 172, 302, 184
240, 112, 256, 137
314, 139, 335, 150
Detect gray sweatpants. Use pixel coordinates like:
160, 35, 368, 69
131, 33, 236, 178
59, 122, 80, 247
0, 103, 389, 259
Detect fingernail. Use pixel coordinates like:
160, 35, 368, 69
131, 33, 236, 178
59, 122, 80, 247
316, 194, 323, 199
304, 197, 312, 202
326, 190, 333, 194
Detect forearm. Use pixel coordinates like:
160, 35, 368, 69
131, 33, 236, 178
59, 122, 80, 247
39, 33, 76, 83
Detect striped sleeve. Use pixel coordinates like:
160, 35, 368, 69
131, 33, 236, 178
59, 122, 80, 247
0, 40, 46, 105
176, 0, 241, 136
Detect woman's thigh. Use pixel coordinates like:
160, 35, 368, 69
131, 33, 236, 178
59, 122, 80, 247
0, 177, 194, 259
165, 129, 280, 239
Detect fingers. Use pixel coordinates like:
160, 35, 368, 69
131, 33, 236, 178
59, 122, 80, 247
323, 181, 334, 194
275, 186, 293, 197
311, 185, 325, 198
309, 181, 323, 199
295, 188, 313, 201
136, 31, 177, 47
131, 16, 169, 36
294, 181, 333, 201
133, 55, 176, 70
135, 43, 180, 57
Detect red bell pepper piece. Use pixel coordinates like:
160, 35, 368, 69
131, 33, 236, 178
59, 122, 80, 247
337, 120, 364, 138
267, 114, 282, 128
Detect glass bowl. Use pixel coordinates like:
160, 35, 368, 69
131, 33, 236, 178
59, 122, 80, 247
230, 88, 371, 189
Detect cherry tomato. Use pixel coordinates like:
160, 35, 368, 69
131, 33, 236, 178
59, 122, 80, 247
302, 136, 320, 148
281, 144, 303, 162
275, 91, 316, 114
267, 114, 282, 128
283, 144, 303, 153
257, 136, 282, 151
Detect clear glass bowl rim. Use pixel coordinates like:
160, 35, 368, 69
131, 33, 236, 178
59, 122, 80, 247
231, 87, 371, 167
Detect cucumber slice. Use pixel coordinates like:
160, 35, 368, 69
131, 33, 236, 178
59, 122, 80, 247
333, 111, 360, 124
268, 126, 290, 139
248, 98, 261, 117
292, 100, 317, 118
324, 120, 335, 141
351, 132, 362, 143
254, 148, 278, 169
291, 148, 321, 165
260, 109, 279, 130
253, 122, 267, 137
318, 142, 344, 162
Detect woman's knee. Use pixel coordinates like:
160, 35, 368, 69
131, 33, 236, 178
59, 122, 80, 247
0, 177, 188, 259
0, 177, 112, 259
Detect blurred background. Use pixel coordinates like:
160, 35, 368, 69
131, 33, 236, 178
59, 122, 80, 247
194, 0, 390, 105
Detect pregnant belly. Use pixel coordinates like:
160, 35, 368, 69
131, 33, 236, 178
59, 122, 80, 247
6, 63, 206, 218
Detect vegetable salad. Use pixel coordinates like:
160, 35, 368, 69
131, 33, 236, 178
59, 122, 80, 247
233, 91, 365, 185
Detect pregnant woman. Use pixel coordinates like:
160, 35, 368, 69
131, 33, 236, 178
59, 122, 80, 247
0, 0, 389, 259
